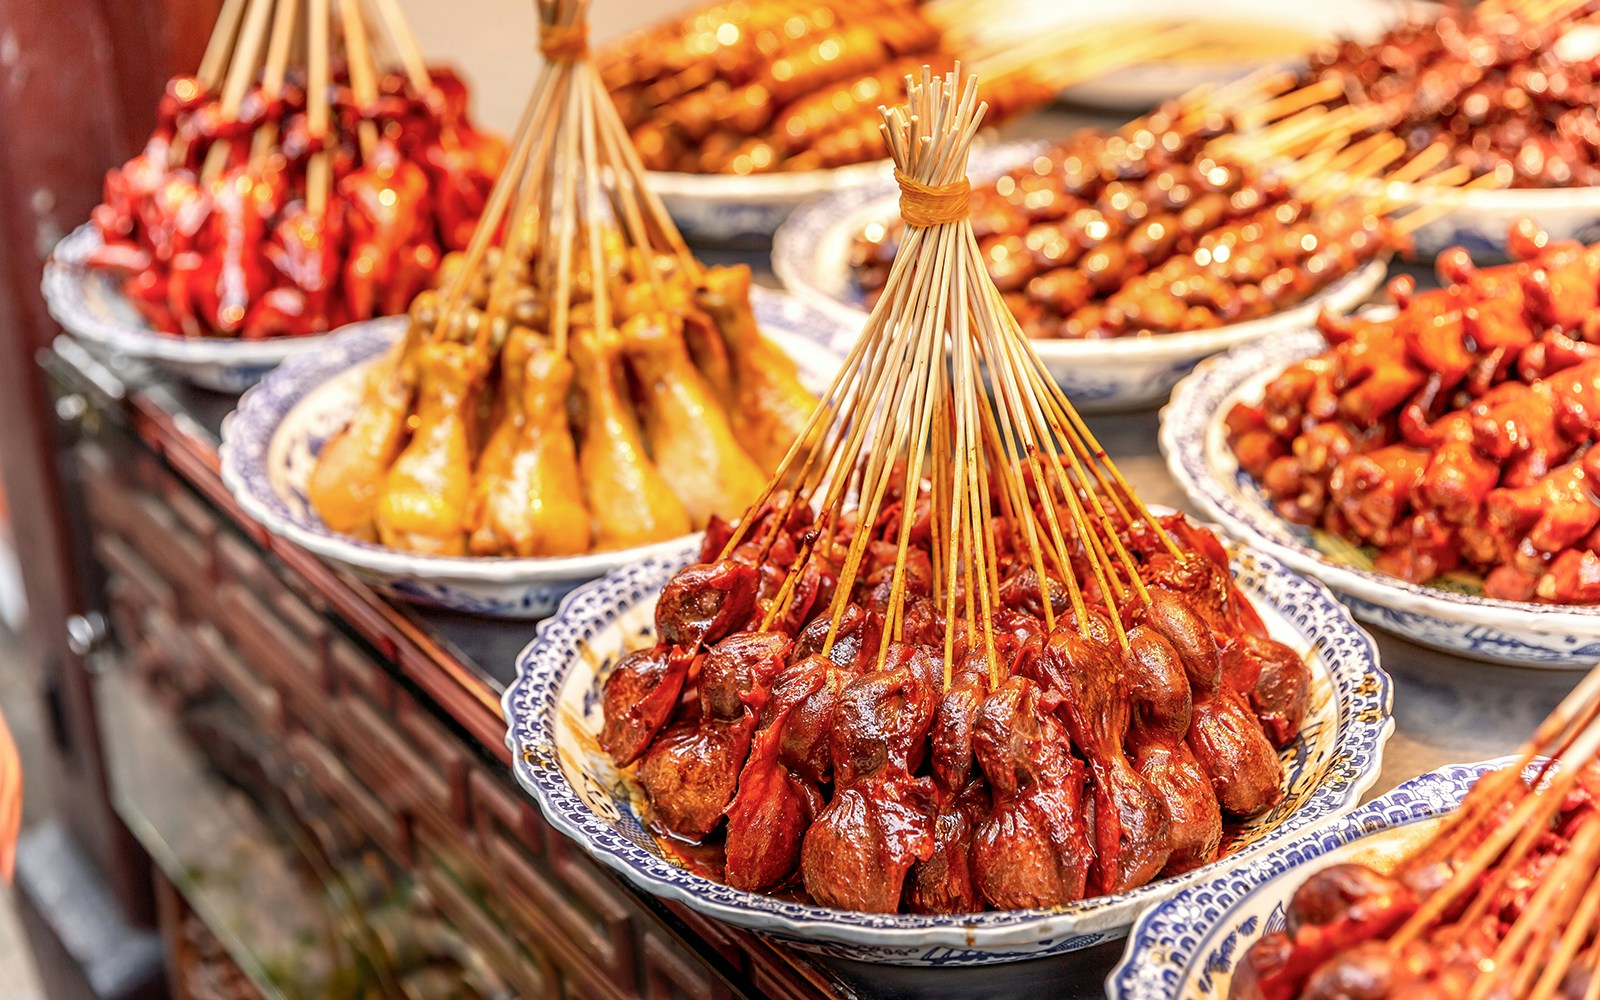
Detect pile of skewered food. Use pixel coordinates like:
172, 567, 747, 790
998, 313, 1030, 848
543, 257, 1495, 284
598, 0, 1197, 174
1227, 221, 1600, 604
88, 0, 504, 339
850, 106, 1392, 341
1297, 0, 1600, 188
599, 70, 1311, 913
1231, 667, 1600, 1000
305, 0, 815, 557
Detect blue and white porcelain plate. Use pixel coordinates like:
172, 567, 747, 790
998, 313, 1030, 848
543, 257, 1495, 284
1162, 326, 1600, 666
42, 223, 343, 393
1107, 757, 1517, 1000
218, 286, 853, 617
773, 144, 1388, 413
504, 537, 1393, 965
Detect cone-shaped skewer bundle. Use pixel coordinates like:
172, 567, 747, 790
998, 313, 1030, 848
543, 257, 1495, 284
598, 66, 1316, 913
88, 0, 505, 339
306, 0, 817, 558
1234, 664, 1600, 1000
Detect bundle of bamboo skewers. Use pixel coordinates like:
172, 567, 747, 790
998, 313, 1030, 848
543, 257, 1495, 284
599, 65, 1318, 911
1233, 664, 1600, 1000
305, 0, 817, 559
87, 0, 505, 340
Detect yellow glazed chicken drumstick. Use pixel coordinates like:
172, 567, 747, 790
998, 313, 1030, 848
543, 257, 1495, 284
305, 0, 817, 559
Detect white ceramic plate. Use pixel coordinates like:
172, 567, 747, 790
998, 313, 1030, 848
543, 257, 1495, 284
219, 286, 853, 617
773, 144, 1388, 412
42, 223, 344, 393
503, 536, 1393, 965
1162, 326, 1600, 665
1107, 757, 1521, 1000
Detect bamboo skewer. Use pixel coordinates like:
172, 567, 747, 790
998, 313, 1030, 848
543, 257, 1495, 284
306, 0, 333, 217
338, 0, 382, 163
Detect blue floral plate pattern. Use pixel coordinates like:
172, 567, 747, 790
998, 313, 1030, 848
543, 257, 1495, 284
219, 287, 853, 617
1107, 757, 1519, 999
1162, 326, 1600, 666
503, 537, 1393, 965
773, 144, 1388, 412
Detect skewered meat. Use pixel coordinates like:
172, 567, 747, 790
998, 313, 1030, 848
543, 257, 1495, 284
1232, 743, 1600, 1000
305, 297, 431, 539
696, 265, 817, 470
851, 127, 1389, 343
1125, 624, 1223, 874
801, 644, 939, 911
603, 69, 1307, 920
1302, 4, 1600, 190
1040, 628, 1171, 893
1229, 223, 1600, 604
623, 311, 766, 528
571, 326, 694, 549
972, 676, 1093, 909
373, 339, 481, 555
598, 645, 692, 766
468, 328, 592, 556
599, 0, 1057, 174
90, 67, 503, 339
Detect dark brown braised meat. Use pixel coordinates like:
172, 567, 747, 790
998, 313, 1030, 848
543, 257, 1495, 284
1229, 223, 1600, 605
971, 676, 1093, 909
1039, 628, 1171, 894
598, 645, 692, 766
1124, 624, 1223, 874
655, 558, 759, 648
602, 492, 1307, 915
801, 644, 940, 911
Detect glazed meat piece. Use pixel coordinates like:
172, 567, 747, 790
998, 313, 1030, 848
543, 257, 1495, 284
801, 643, 939, 912
1125, 624, 1222, 874
971, 676, 1093, 909
906, 780, 989, 915
1329, 445, 1430, 548
698, 630, 792, 721
654, 559, 759, 649
928, 659, 991, 793
1231, 864, 1419, 1000
1240, 633, 1311, 749
598, 645, 693, 766
637, 714, 756, 841
1142, 588, 1283, 816
724, 655, 829, 892
905, 659, 993, 913
1188, 688, 1285, 817
1040, 627, 1171, 892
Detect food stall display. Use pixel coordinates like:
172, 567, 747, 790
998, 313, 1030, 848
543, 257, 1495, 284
587, 67, 1360, 917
